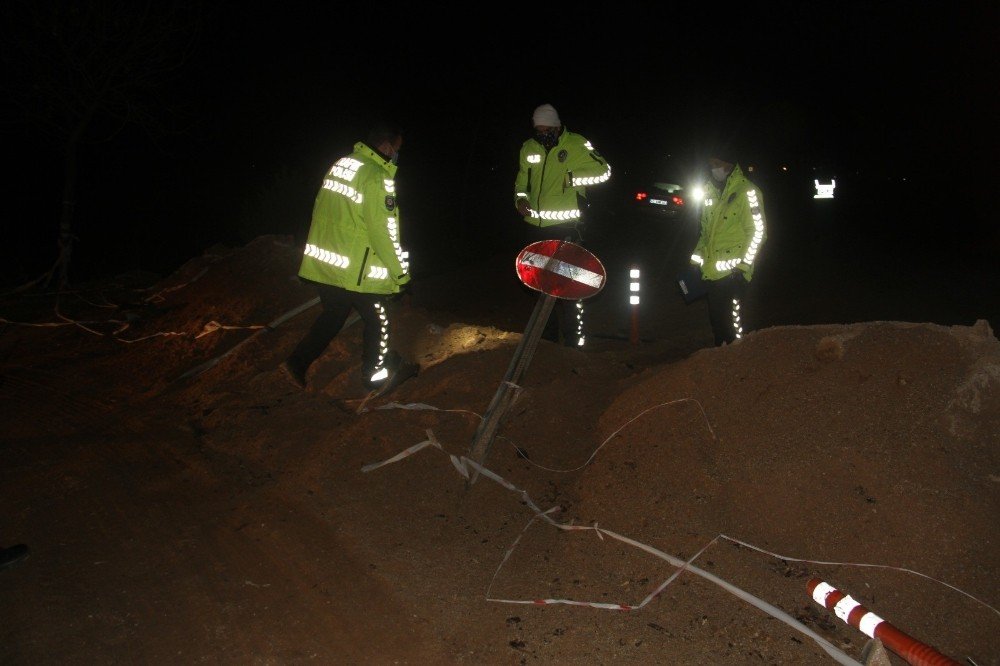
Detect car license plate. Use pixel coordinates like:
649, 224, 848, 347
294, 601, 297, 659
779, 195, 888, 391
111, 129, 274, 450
650, 198, 669, 206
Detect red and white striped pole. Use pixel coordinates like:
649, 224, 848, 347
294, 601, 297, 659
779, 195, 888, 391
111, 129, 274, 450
628, 267, 640, 345
807, 578, 962, 666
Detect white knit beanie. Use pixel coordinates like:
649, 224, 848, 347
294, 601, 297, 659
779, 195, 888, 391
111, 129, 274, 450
532, 103, 561, 127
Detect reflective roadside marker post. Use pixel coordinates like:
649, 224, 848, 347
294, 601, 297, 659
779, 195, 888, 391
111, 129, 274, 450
467, 238, 606, 486
807, 578, 962, 666
629, 268, 640, 345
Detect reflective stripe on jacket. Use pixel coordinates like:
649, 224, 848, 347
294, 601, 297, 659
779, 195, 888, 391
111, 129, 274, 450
691, 164, 767, 282
514, 128, 612, 228
298, 142, 410, 295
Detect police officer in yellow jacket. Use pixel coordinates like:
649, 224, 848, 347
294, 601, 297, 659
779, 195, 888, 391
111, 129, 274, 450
514, 103, 611, 347
281, 122, 417, 392
690, 152, 767, 346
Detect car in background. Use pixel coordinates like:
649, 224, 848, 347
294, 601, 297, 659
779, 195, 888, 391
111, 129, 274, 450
629, 180, 689, 219
617, 154, 704, 222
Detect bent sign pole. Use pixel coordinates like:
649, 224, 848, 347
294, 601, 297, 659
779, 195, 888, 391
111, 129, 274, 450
467, 238, 606, 485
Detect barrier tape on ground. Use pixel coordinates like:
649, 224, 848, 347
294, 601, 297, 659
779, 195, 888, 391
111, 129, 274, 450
360, 402, 998, 664
363, 400, 998, 618
484, 509, 715, 612
359, 401, 484, 422
143, 267, 211, 303
565, 398, 716, 472
362, 429, 861, 665
2, 314, 266, 343
725, 536, 998, 618
366, 398, 716, 474
177, 297, 325, 381
194, 320, 265, 339
0, 318, 82, 328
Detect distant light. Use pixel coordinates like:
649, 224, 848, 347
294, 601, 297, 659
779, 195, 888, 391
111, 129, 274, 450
691, 186, 705, 202
781, 165, 789, 172
814, 179, 836, 199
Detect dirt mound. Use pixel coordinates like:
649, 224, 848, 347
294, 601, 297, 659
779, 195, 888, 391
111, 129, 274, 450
3, 236, 998, 665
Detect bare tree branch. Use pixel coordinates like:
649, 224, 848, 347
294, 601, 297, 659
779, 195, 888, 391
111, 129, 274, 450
0, 0, 202, 292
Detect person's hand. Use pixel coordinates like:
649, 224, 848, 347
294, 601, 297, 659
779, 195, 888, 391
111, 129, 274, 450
403, 278, 418, 302
515, 199, 531, 217
390, 283, 412, 307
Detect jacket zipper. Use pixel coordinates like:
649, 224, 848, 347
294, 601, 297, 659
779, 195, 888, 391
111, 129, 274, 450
536, 155, 550, 228
356, 247, 370, 286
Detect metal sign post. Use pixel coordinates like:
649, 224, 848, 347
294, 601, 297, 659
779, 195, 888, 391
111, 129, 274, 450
466, 291, 555, 484
466, 238, 606, 485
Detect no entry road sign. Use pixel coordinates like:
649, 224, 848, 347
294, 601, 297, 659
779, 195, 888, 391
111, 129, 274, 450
515, 240, 606, 300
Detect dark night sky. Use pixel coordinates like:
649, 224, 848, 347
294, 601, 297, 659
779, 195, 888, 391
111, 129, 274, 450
3, 2, 997, 283
190, 3, 994, 170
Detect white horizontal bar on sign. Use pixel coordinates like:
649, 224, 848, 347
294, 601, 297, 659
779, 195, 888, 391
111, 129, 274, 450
520, 252, 604, 288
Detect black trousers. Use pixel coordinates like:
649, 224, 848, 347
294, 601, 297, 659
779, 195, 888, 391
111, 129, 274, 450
288, 282, 390, 379
705, 272, 751, 346
523, 221, 586, 347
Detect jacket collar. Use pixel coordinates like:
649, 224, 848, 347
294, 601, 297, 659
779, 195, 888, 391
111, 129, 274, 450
355, 141, 398, 177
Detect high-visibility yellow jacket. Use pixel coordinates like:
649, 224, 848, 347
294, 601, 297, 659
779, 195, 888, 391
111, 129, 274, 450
298, 142, 410, 295
514, 128, 612, 227
691, 164, 767, 282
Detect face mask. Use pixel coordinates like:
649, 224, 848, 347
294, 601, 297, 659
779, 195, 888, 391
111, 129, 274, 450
534, 129, 559, 149
711, 166, 728, 182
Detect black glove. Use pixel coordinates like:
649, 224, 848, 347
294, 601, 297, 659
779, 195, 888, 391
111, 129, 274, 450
393, 280, 413, 303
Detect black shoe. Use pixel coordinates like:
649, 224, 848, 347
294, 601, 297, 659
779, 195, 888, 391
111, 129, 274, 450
280, 360, 307, 389
0, 544, 29, 570
365, 360, 419, 396
361, 351, 402, 390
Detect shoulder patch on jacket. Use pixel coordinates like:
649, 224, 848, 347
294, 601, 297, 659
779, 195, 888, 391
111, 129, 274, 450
557, 150, 568, 162
385, 195, 396, 211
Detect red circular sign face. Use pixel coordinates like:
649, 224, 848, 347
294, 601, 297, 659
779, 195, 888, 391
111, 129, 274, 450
515, 240, 606, 299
